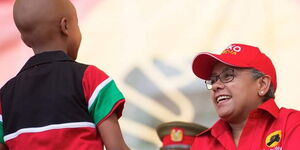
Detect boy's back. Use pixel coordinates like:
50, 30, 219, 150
0, 0, 130, 149
0, 51, 126, 149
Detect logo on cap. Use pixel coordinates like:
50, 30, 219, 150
170, 128, 184, 142
265, 130, 281, 148
221, 45, 242, 55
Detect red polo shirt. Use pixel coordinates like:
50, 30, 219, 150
191, 99, 300, 150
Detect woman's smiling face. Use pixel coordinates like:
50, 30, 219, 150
210, 63, 263, 123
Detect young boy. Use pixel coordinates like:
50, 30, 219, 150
0, 0, 130, 149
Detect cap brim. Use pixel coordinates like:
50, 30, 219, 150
192, 52, 222, 80
192, 52, 250, 80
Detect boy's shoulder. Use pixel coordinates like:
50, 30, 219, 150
0, 51, 91, 92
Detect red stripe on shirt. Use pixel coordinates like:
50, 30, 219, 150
82, 65, 109, 103
5, 127, 103, 150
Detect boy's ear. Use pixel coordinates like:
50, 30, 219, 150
60, 17, 69, 36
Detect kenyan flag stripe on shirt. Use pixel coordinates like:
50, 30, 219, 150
82, 65, 125, 125
3, 122, 95, 142
87, 78, 124, 124
0, 117, 3, 143
88, 77, 113, 109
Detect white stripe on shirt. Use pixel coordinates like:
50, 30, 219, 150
4, 122, 95, 142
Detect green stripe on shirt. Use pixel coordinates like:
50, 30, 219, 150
0, 122, 4, 143
88, 80, 124, 124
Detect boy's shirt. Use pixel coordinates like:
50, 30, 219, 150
0, 51, 125, 149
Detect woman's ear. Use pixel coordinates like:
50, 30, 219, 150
258, 75, 271, 96
60, 17, 69, 36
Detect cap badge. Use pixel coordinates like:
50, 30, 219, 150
170, 128, 184, 142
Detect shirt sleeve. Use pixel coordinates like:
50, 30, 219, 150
82, 65, 125, 126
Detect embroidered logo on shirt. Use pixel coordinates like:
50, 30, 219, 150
265, 130, 281, 148
170, 128, 184, 142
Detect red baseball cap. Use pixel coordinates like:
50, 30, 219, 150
192, 43, 277, 91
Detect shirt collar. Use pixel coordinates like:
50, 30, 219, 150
196, 119, 229, 137
196, 98, 280, 137
19, 51, 73, 74
255, 98, 279, 118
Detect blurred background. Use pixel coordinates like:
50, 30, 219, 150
1, 0, 300, 149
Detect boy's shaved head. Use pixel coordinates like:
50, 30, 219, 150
13, 0, 81, 60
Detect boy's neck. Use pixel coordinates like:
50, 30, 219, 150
33, 48, 67, 55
